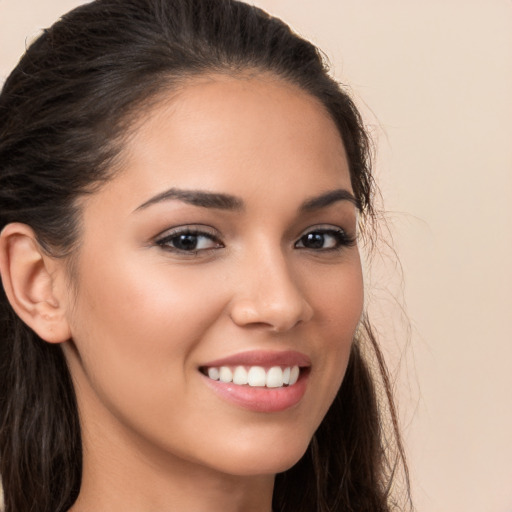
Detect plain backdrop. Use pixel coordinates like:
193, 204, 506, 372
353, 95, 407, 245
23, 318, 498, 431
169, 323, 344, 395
1, 1, 511, 511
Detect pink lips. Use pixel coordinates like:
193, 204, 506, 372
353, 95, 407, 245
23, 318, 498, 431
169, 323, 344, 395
200, 350, 311, 413
200, 349, 311, 369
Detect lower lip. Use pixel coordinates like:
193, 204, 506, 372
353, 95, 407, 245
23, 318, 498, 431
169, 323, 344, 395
201, 370, 309, 413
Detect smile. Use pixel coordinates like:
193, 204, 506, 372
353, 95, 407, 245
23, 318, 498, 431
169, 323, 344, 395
202, 365, 301, 388
199, 351, 311, 412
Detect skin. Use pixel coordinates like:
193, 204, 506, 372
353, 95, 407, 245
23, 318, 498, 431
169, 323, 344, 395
8, 75, 365, 511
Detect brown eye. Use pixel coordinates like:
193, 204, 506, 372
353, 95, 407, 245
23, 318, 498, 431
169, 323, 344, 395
170, 234, 202, 251
300, 232, 326, 249
295, 228, 355, 251
156, 229, 223, 253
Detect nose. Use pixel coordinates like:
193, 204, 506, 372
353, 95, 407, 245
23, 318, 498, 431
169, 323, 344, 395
228, 248, 314, 332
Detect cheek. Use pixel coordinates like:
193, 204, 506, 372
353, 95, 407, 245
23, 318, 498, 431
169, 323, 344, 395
308, 256, 364, 337
300, 256, 364, 416
65, 255, 236, 457
74, 253, 225, 340
67, 255, 230, 402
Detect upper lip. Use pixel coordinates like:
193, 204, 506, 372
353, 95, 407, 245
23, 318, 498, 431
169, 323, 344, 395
200, 350, 311, 368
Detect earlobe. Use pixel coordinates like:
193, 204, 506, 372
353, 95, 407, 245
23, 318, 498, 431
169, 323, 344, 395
0, 223, 71, 343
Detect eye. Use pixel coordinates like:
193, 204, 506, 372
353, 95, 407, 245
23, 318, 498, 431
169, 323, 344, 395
155, 227, 223, 254
295, 227, 355, 251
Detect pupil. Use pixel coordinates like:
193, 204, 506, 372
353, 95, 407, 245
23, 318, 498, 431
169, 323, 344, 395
304, 232, 324, 249
175, 234, 197, 250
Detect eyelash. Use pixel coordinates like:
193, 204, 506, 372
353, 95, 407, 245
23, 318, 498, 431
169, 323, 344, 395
155, 226, 356, 255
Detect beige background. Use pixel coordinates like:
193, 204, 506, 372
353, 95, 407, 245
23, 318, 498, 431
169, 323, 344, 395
1, 1, 511, 511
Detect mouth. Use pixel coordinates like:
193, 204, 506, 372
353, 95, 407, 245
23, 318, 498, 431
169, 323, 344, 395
200, 365, 303, 388
198, 350, 311, 412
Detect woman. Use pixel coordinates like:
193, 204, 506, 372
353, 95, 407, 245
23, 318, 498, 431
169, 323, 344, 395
0, 0, 410, 511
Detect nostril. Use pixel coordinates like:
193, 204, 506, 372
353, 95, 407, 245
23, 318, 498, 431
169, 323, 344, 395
229, 297, 312, 332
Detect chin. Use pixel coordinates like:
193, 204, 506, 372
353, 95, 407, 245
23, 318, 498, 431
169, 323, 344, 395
206, 433, 312, 477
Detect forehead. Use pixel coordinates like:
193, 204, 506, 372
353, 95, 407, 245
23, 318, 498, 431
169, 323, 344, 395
93, 74, 352, 211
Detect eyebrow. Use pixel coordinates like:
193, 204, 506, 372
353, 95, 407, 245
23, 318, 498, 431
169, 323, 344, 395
134, 187, 359, 213
299, 189, 360, 212
135, 188, 244, 212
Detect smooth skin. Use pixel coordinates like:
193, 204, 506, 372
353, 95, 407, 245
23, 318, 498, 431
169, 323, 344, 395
0, 75, 364, 511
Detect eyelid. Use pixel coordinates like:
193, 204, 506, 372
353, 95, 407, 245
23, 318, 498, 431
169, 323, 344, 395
154, 224, 219, 241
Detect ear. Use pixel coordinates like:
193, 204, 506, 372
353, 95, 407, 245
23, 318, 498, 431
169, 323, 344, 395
0, 223, 71, 343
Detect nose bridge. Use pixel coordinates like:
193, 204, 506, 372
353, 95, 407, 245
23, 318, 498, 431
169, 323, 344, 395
229, 240, 313, 331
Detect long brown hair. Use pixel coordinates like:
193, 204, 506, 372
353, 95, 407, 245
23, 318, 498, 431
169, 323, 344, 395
0, 1, 411, 510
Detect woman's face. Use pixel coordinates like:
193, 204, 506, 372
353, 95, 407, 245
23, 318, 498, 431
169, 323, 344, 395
62, 75, 364, 477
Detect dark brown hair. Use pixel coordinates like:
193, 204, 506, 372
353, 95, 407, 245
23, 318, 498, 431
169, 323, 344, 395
0, 1, 410, 510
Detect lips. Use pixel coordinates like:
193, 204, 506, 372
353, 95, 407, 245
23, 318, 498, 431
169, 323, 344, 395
199, 350, 311, 412
200, 349, 311, 369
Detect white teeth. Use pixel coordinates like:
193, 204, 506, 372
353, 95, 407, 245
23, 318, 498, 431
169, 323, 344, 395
219, 366, 233, 383
266, 366, 283, 388
233, 366, 248, 385
289, 366, 300, 386
205, 365, 301, 388
208, 367, 220, 380
247, 366, 266, 387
